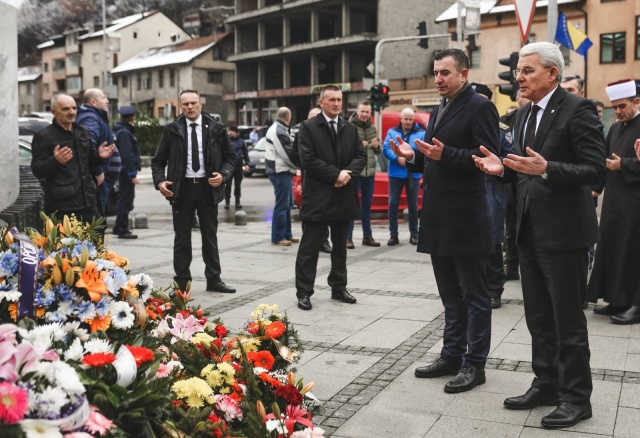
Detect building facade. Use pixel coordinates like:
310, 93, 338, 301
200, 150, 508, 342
111, 34, 235, 122
17, 66, 42, 115
225, 0, 454, 125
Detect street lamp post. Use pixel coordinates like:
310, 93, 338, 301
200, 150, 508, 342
102, 0, 108, 97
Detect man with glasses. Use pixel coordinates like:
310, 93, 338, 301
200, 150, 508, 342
474, 42, 605, 429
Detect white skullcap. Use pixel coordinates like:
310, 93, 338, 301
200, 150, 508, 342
606, 79, 637, 101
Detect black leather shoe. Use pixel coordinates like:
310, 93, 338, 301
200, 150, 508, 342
414, 357, 460, 378
224, 201, 230, 210
387, 236, 399, 246
505, 269, 520, 281
611, 305, 640, 325
504, 387, 561, 410
117, 232, 138, 239
331, 289, 357, 304
362, 236, 381, 247
593, 303, 627, 315
346, 238, 355, 249
321, 242, 332, 254
409, 235, 418, 245
444, 367, 486, 393
207, 281, 236, 293
297, 296, 312, 310
541, 402, 592, 429
235, 200, 242, 209
491, 293, 501, 309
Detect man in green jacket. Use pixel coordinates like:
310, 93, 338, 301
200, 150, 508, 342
346, 101, 381, 249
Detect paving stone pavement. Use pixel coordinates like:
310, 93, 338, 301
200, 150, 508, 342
108, 220, 640, 438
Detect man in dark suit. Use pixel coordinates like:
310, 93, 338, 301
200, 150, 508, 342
151, 89, 237, 294
474, 42, 606, 428
390, 49, 499, 393
295, 85, 366, 311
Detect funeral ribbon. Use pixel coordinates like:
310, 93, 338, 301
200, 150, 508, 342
10, 228, 39, 319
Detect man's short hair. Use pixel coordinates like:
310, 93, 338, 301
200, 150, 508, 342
562, 74, 584, 92
307, 107, 322, 118
83, 88, 102, 104
320, 85, 341, 99
519, 42, 564, 83
277, 107, 291, 121
358, 100, 372, 108
434, 48, 470, 72
180, 89, 200, 98
51, 94, 64, 108
401, 108, 415, 118
589, 98, 604, 108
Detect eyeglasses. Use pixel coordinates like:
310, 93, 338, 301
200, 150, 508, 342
512, 66, 552, 79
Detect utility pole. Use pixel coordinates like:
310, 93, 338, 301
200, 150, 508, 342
102, 0, 108, 97
456, 2, 463, 50
547, 0, 558, 43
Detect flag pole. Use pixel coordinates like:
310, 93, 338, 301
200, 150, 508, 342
547, 0, 558, 43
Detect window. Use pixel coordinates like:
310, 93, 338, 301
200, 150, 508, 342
469, 49, 481, 69
145, 71, 152, 89
636, 16, 640, 59
136, 73, 142, 90
93, 53, 100, 64
44, 63, 48, 72
67, 77, 81, 91
170, 69, 176, 87
601, 32, 626, 63
44, 83, 49, 93
93, 76, 100, 87
207, 71, 223, 84
133, 30, 138, 39
559, 45, 571, 66
158, 69, 164, 88
122, 75, 129, 88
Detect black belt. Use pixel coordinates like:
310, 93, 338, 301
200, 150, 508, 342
185, 177, 207, 183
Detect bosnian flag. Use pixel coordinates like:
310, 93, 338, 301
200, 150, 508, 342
555, 12, 593, 56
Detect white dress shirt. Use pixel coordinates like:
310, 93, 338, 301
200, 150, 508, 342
185, 115, 205, 178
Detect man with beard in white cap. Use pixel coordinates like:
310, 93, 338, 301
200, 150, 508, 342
587, 79, 640, 324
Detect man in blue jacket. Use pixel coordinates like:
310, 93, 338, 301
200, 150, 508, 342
383, 108, 424, 246
112, 105, 140, 239
76, 88, 121, 217
224, 126, 250, 209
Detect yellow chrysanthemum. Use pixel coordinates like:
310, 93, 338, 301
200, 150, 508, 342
191, 332, 215, 347
217, 362, 235, 376
172, 377, 213, 408
204, 370, 223, 388
242, 338, 261, 353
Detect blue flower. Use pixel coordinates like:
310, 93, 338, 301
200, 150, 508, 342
34, 285, 56, 307
0, 278, 18, 292
0, 250, 19, 277
71, 241, 97, 259
74, 301, 96, 321
95, 296, 112, 317
55, 284, 74, 302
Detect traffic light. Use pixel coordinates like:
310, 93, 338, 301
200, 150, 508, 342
417, 21, 428, 49
369, 83, 390, 112
498, 52, 519, 101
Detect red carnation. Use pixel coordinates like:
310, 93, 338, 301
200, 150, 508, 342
247, 350, 275, 371
82, 352, 117, 367
275, 384, 303, 405
214, 324, 227, 338
126, 345, 155, 367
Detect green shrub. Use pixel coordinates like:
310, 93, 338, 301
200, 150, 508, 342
133, 115, 164, 157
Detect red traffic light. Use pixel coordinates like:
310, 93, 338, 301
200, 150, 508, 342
381, 86, 389, 94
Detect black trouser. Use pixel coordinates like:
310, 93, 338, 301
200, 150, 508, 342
519, 214, 592, 405
113, 172, 135, 235
172, 178, 221, 289
486, 244, 506, 297
295, 220, 349, 297
431, 254, 491, 369
504, 182, 519, 272
225, 164, 244, 202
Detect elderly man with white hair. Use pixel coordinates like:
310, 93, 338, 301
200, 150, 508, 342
382, 107, 424, 246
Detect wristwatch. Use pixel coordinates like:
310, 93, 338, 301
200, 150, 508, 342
541, 171, 548, 180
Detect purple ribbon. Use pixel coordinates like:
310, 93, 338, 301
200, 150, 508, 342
10, 228, 39, 319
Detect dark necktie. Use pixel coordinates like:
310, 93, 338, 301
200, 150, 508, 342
523, 105, 540, 153
329, 120, 337, 143
190, 122, 200, 172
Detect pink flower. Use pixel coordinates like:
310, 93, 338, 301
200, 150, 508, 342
0, 381, 29, 424
64, 433, 95, 438
168, 314, 204, 344
291, 427, 325, 438
215, 395, 243, 422
84, 405, 115, 435
156, 360, 182, 378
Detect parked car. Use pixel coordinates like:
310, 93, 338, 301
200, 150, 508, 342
26, 112, 54, 122
18, 138, 33, 167
19, 117, 50, 138
245, 137, 267, 177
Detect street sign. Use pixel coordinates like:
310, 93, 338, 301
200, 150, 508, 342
366, 61, 375, 77
464, 0, 481, 33
513, 0, 536, 44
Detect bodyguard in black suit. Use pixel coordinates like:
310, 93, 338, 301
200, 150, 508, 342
152, 90, 237, 294
295, 85, 366, 310
391, 49, 499, 393
474, 42, 606, 429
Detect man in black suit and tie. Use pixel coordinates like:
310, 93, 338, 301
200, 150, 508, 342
391, 49, 499, 393
151, 89, 237, 294
474, 42, 606, 428
295, 85, 366, 311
